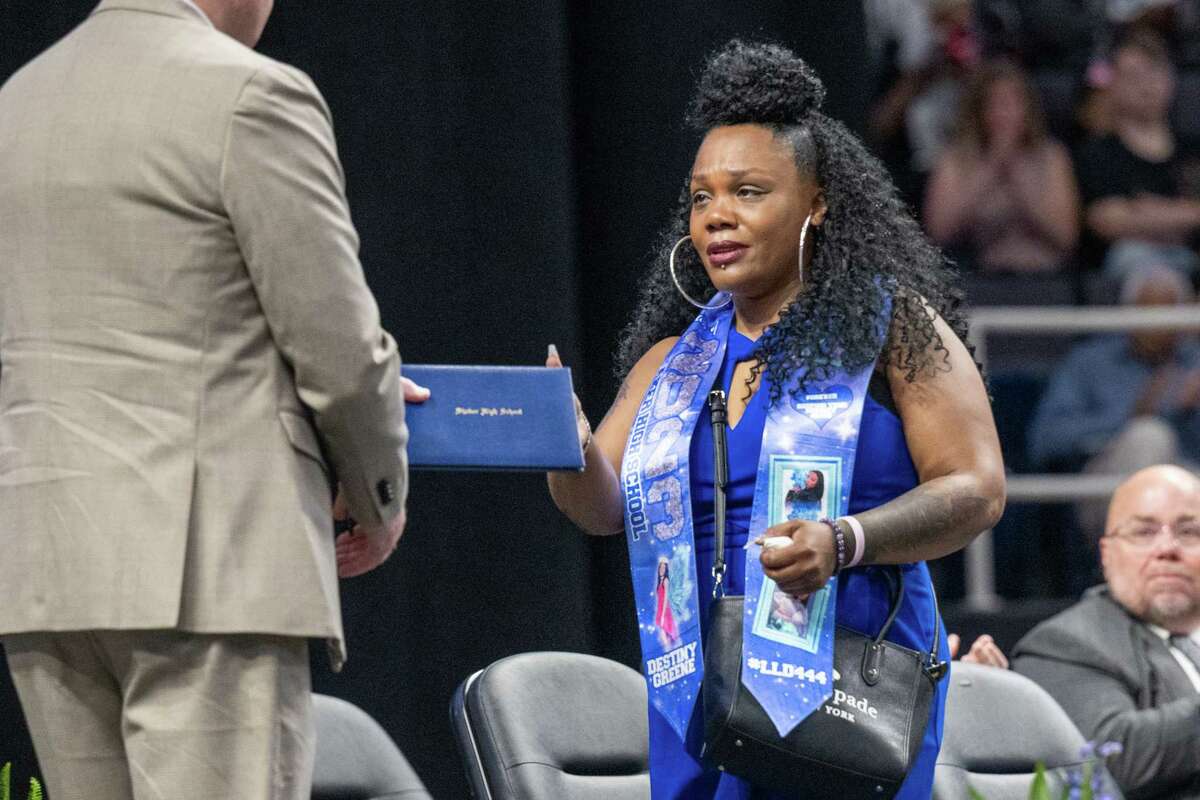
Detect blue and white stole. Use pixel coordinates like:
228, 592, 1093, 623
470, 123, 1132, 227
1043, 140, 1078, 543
621, 301, 882, 742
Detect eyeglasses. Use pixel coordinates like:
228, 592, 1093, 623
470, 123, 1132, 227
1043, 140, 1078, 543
1106, 521, 1200, 550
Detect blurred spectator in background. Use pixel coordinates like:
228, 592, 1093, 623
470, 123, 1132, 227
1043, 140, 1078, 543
1012, 465, 1200, 800
1108, 0, 1185, 31
1075, 27, 1200, 278
1002, 0, 1200, 70
865, 0, 936, 114
1107, 0, 1200, 63
908, 0, 982, 174
1028, 266, 1200, 539
865, 0, 979, 206
865, 0, 939, 205
925, 60, 1080, 272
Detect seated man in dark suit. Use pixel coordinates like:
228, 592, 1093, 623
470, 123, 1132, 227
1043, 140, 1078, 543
1012, 465, 1200, 800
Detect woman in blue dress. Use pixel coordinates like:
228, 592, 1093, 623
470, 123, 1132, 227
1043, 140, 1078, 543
547, 40, 1005, 799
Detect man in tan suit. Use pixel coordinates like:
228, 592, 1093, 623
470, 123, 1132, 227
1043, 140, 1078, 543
0, 1, 419, 797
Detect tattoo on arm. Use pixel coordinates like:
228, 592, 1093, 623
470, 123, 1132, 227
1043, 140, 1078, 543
616, 375, 631, 404
857, 476, 993, 564
599, 375, 633, 429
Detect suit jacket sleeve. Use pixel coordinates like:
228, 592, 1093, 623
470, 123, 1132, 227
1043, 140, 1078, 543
1013, 624, 1200, 797
219, 61, 407, 526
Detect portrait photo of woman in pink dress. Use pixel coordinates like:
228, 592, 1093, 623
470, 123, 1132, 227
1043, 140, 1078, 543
654, 556, 680, 648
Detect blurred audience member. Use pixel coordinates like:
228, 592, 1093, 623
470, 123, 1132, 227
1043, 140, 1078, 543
865, 0, 979, 205
865, 0, 940, 205
948, 632, 1010, 667
925, 61, 1080, 272
1028, 266, 1200, 538
1107, 1, 1200, 65
907, 0, 982, 174
1000, 0, 1200, 70
1108, 0, 1196, 46
1075, 28, 1200, 277
1012, 465, 1200, 800
1107, 0, 1184, 27
865, 0, 936, 100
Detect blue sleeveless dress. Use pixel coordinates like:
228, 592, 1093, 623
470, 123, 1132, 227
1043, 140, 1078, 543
647, 329, 950, 800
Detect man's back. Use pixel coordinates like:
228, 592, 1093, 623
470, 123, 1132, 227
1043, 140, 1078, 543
0, 0, 406, 648
0, 4, 408, 796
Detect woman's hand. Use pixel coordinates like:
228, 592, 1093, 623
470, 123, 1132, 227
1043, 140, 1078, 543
545, 337, 677, 537
757, 519, 837, 598
546, 344, 591, 451
401, 375, 431, 403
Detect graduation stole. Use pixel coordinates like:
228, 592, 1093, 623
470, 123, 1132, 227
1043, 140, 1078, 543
621, 300, 883, 741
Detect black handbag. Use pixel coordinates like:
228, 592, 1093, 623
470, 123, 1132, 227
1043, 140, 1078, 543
699, 390, 948, 799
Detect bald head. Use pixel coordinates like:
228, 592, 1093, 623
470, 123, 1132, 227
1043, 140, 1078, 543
192, 0, 274, 48
1105, 466, 1200, 533
1101, 465, 1200, 633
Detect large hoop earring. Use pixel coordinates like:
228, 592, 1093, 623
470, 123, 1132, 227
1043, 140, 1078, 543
797, 212, 813, 289
668, 235, 731, 310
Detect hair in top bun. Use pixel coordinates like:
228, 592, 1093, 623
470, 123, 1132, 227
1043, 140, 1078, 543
617, 38, 976, 397
688, 39, 826, 130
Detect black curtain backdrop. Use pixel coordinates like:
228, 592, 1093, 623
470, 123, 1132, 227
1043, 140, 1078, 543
0, 3, 868, 797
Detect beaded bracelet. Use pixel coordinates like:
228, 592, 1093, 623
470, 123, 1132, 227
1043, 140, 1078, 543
819, 517, 846, 576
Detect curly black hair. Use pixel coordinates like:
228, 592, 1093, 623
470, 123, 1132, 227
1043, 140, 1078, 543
615, 40, 975, 402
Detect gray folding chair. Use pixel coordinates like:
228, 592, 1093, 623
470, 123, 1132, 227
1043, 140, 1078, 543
312, 693, 432, 800
933, 662, 1092, 800
451, 651, 650, 800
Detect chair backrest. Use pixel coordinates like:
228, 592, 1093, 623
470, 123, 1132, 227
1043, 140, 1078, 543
312, 693, 433, 800
933, 662, 1087, 800
451, 651, 650, 800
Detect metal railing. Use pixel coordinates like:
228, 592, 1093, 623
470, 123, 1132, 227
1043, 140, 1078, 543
962, 305, 1200, 609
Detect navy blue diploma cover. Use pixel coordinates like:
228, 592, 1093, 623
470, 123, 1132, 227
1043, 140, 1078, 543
402, 365, 585, 471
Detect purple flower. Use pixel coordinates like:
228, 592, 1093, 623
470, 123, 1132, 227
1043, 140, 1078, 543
1078, 741, 1096, 759
1097, 741, 1124, 758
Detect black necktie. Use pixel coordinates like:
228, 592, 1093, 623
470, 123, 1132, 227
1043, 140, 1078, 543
1169, 634, 1200, 671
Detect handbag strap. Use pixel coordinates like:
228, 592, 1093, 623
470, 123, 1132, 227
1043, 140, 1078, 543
708, 390, 730, 598
871, 546, 948, 678
874, 567, 905, 644
926, 583, 948, 679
